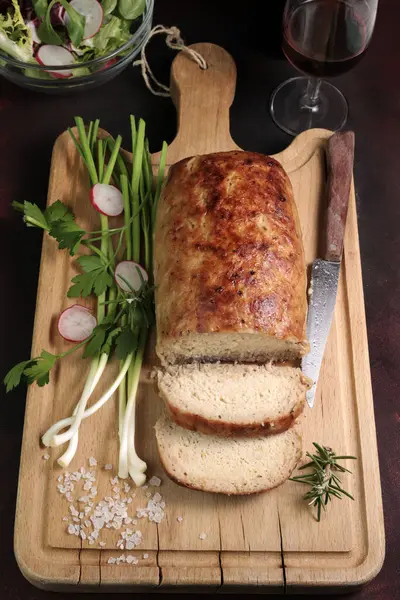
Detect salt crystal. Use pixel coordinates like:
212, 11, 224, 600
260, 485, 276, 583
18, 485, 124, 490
153, 493, 162, 503
126, 555, 138, 565
57, 475, 63, 482
148, 476, 161, 487
73, 517, 80, 523
83, 481, 92, 491
104, 464, 112, 471
107, 557, 116, 564
199, 533, 207, 540
143, 553, 149, 559
89, 457, 97, 467
80, 530, 87, 540
62, 517, 69, 522
90, 487, 97, 496
111, 477, 119, 485
80, 467, 85, 474
123, 483, 131, 493
99, 541, 106, 548
84, 520, 91, 528
127, 498, 133, 504
112, 487, 120, 494
42, 454, 50, 461
78, 496, 90, 503
124, 517, 132, 524
177, 516, 183, 523
67, 524, 75, 535
79, 512, 84, 519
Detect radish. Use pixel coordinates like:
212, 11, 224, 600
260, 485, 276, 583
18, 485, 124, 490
100, 57, 118, 71
36, 45, 74, 79
69, 0, 103, 39
91, 183, 124, 216
58, 305, 97, 342
115, 261, 148, 293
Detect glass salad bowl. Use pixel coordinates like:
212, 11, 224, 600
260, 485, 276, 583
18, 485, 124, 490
0, 0, 153, 93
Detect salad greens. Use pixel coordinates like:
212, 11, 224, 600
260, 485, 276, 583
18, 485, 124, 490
0, 0, 146, 78
4, 116, 168, 485
91, 14, 130, 54
0, 0, 32, 61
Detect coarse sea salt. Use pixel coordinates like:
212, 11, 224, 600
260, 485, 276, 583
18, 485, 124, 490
148, 476, 161, 487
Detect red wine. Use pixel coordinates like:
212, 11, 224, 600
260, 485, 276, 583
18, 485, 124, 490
283, 0, 369, 77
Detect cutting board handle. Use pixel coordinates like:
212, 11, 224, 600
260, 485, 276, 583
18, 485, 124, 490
157, 42, 241, 165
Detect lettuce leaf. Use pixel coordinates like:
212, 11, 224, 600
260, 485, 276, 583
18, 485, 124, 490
0, 0, 33, 61
92, 15, 131, 54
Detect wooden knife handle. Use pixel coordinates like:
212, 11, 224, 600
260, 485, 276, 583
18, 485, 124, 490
324, 131, 355, 262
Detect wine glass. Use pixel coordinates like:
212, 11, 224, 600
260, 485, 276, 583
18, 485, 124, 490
270, 0, 379, 136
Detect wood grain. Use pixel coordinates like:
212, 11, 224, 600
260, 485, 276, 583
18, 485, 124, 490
14, 43, 384, 592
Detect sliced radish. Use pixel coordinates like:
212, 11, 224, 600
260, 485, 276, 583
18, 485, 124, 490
58, 305, 97, 342
99, 57, 118, 71
91, 183, 124, 216
36, 45, 74, 79
115, 261, 148, 293
69, 0, 103, 39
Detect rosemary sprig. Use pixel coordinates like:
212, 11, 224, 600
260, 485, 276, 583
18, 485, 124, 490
290, 443, 357, 522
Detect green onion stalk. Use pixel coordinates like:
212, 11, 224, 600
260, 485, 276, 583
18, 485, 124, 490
43, 118, 122, 467
40, 116, 168, 483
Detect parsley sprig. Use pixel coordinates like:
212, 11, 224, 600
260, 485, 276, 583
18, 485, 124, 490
4, 116, 168, 481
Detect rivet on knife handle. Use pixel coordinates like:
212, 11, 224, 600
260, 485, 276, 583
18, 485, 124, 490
324, 131, 355, 262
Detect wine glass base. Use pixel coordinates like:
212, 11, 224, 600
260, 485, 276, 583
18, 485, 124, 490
270, 77, 348, 136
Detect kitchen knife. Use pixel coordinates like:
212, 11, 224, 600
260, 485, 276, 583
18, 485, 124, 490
302, 131, 355, 408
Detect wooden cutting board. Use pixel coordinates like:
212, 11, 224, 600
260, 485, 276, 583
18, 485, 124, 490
14, 43, 385, 593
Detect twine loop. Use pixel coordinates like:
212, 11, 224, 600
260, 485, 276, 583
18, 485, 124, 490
133, 25, 208, 97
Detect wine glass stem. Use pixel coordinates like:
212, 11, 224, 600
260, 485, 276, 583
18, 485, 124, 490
301, 78, 322, 113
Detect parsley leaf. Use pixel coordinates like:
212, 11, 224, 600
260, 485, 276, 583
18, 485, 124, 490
115, 326, 138, 360
24, 351, 58, 387
12, 200, 50, 230
83, 324, 108, 358
67, 255, 113, 298
3, 360, 32, 392
50, 219, 85, 256
46, 200, 75, 224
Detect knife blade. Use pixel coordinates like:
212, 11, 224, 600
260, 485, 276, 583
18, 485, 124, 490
302, 131, 355, 408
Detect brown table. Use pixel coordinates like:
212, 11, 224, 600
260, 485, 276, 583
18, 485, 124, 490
0, 0, 398, 598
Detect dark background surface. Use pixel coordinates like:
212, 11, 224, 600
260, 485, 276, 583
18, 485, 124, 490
0, 0, 399, 598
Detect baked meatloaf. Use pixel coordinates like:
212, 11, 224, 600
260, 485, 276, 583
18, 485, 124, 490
156, 363, 311, 437
155, 415, 302, 495
154, 151, 309, 364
